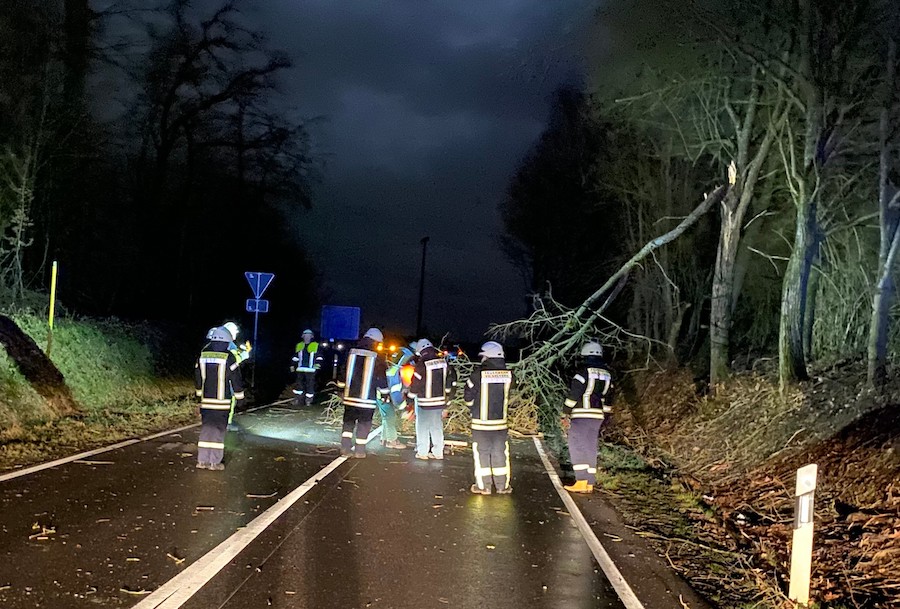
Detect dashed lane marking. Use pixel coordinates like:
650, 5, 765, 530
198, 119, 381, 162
133, 425, 383, 609
533, 437, 646, 609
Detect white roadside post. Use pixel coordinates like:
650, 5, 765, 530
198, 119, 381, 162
789, 463, 818, 606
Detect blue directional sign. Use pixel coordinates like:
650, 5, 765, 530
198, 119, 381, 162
246, 298, 269, 313
245, 272, 275, 299
320, 305, 361, 340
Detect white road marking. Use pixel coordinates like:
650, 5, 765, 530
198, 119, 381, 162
533, 437, 646, 609
134, 425, 383, 609
0, 397, 295, 483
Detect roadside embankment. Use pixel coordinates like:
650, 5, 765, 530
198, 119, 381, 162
0, 311, 195, 471
596, 363, 900, 608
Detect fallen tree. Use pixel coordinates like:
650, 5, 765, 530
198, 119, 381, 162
491, 182, 731, 444
0, 314, 80, 417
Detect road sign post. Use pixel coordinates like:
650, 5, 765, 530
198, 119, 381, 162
244, 272, 274, 389
789, 463, 818, 606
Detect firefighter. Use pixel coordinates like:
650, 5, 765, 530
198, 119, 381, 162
195, 326, 245, 470
408, 338, 456, 460
381, 343, 415, 450
561, 342, 614, 493
337, 327, 390, 458
464, 341, 514, 494
222, 321, 251, 430
291, 329, 323, 406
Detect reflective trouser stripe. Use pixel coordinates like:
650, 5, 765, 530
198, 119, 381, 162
588, 467, 597, 474
198, 441, 225, 450
473, 442, 486, 489
342, 431, 353, 438
201, 404, 231, 411
573, 464, 590, 471
390, 383, 402, 392
497, 441, 511, 490
355, 438, 367, 445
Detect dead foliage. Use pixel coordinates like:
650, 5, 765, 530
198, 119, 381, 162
613, 361, 900, 608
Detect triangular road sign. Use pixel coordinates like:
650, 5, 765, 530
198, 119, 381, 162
245, 272, 275, 299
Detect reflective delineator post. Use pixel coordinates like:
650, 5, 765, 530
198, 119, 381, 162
46, 261, 59, 356
789, 463, 818, 606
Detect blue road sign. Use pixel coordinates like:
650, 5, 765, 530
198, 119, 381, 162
320, 305, 361, 340
245, 272, 275, 299
246, 298, 269, 313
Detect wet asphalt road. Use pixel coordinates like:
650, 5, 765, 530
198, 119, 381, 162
0, 406, 625, 608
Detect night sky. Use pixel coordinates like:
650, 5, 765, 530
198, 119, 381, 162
241, 1, 594, 341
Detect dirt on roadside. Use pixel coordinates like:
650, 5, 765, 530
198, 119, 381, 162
599, 362, 900, 608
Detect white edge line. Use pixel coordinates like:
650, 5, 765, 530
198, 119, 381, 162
533, 437, 646, 609
136, 423, 384, 609
0, 398, 296, 484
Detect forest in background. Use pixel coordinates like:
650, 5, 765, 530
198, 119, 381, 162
0, 0, 319, 332
502, 0, 900, 390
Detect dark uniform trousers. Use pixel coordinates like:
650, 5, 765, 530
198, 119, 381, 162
198, 409, 229, 465
472, 429, 510, 491
296, 371, 317, 405
342, 406, 374, 455
568, 418, 603, 485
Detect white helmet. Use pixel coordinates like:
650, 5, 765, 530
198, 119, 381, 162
415, 338, 433, 354
363, 327, 384, 343
223, 321, 239, 341
478, 341, 504, 359
302, 328, 314, 337
208, 326, 232, 342
581, 342, 604, 357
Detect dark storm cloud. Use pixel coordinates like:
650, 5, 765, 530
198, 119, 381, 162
244, 0, 595, 340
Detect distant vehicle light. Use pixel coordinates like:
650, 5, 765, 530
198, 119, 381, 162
389, 344, 397, 352
336, 343, 344, 351
400, 363, 415, 387
377, 343, 384, 351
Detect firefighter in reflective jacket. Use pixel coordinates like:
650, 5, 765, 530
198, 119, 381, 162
464, 341, 514, 495
337, 327, 389, 458
407, 338, 457, 460
291, 329, 323, 406
222, 321, 251, 430
195, 326, 245, 470
561, 342, 614, 493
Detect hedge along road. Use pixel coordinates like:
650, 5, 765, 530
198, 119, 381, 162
0, 404, 639, 609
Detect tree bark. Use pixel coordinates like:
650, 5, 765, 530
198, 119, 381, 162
867, 37, 898, 388
710, 191, 740, 385
779, 196, 818, 386
0, 315, 80, 417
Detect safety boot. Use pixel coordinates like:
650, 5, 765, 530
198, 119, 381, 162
209, 463, 225, 471
564, 480, 592, 493
470, 484, 491, 495
195, 462, 210, 470
495, 486, 513, 495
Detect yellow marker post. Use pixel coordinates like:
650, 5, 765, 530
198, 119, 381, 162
47, 261, 58, 356
789, 463, 818, 606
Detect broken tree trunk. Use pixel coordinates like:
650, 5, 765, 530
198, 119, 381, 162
528, 184, 730, 368
0, 315, 80, 416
